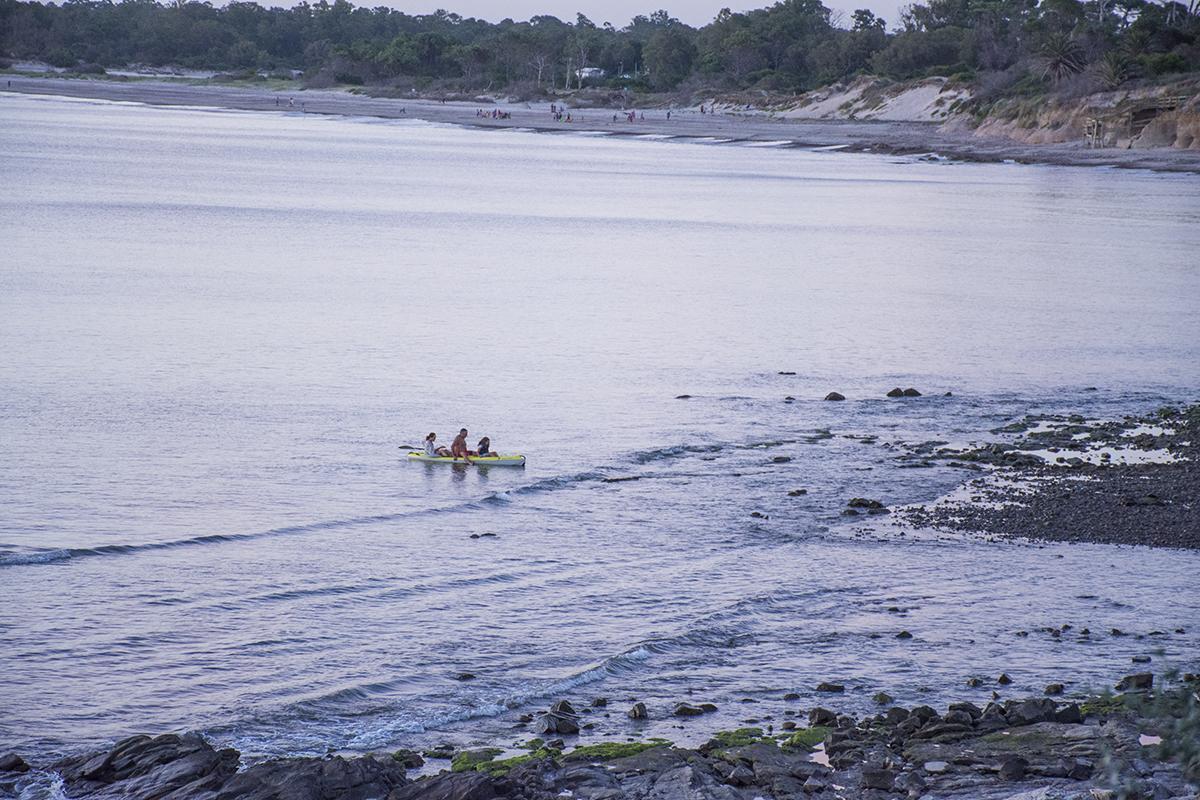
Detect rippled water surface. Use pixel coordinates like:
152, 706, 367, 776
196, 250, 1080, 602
2, 93, 1200, 764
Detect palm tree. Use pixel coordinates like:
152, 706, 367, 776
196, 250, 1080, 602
1037, 32, 1085, 82
1092, 50, 1133, 89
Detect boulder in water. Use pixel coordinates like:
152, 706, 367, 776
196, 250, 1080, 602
824, 392, 846, 401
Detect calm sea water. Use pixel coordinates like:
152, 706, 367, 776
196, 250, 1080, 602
2, 93, 1199, 769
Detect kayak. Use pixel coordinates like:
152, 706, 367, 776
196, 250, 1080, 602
407, 452, 526, 467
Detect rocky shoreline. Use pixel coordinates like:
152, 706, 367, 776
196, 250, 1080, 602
4, 672, 1196, 800
5, 76, 1200, 175
893, 402, 1200, 550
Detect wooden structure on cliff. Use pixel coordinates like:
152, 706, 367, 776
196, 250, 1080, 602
1085, 94, 1190, 148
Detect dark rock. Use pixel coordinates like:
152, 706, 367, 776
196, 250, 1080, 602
1054, 704, 1083, 724
1066, 757, 1094, 780
675, 395, 692, 400
802, 775, 826, 792
1005, 698, 1057, 726
861, 767, 895, 790
455, 673, 476, 681
873, 692, 894, 705
902, 388, 922, 397
550, 700, 576, 716
1044, 683, 1064, 695
847, 498, 884, 509
787, 489, 808, 496
750, 511, 769, 519
894, 770, 927, 796
56, 733, 411, 800
966, 677, 984, 687
55, 734, 241, 798
535, 712, 579, 735
997, 673, 1013, 685
910, 705, 938, 724
998, 755, 1028, 781
1115, 673, 1153, 692
771, 456, 791, 463
783, 692, 801, 701
698, 703, 718, 713
388, 771, 495, 800
590, 697, 607, 707
726, 764, 756, 786
842, 508, 859, 516
815, 682, 844, 693
0, 755, 29, 774
884, 707, 910, 725
943, 709, 974, 727
895, 630, 913, 639
627, 702, 647, 719
1132, 655, 1151, 663
673, 703, 704, 717
887, 388, 905, 398
809, 707, 837, 726
391, 750, 424, 770
947, 702, 982, 720
824, 392, 846, 401
221, 755, 410, 800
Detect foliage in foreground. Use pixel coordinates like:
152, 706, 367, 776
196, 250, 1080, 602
1, 0, 1198, 99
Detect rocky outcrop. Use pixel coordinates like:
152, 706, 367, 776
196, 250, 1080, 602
51, 733, 408, 800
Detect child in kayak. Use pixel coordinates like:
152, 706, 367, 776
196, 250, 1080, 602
424, 432, 451, 457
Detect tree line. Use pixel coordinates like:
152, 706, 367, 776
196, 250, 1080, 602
1, 0, 1197, 96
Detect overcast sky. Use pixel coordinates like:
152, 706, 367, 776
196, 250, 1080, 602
387, 0, 906, 31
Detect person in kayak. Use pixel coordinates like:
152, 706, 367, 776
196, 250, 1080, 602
476, 437, 494, 457
451, 429, 473, 464
424, 432, 451, 457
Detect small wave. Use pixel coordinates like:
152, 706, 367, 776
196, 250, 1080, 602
0, 548, 74, 566
631, 443, 724, 464
1, 469, 605, 570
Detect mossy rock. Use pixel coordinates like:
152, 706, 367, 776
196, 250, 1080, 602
705, 727, 769, 750
450, 748, 504, 772
473, 747, 562, 776
781, 726, 830, 749
563, 739, 672, 762
1080, 694, 1131, 718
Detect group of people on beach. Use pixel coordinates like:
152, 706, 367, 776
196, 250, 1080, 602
476, 108, 511, 119
424, 429, 494, 463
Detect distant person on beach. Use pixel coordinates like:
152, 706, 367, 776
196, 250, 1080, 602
451, 428, 472, 463
667, 110, 672, 120
425, 432, 451, 457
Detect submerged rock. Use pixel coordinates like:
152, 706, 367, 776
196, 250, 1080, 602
824, 392, 846, 401
815, 682, 844, 693
0, 754, 29, 773
673, 703, 705, 717
1116, 673, 1153, 691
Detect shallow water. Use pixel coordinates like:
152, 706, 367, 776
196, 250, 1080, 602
2, 93, 1199, 767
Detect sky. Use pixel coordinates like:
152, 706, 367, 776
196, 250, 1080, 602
386, 0, 906, 31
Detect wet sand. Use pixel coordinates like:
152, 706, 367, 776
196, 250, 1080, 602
5, 75, 1200, 174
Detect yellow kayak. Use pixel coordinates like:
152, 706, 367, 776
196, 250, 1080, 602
407, 452, 526, 467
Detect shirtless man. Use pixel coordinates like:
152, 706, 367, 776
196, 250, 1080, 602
451, 428, 472, 464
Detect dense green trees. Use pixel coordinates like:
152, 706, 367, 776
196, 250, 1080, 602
1, 0, 1197, 94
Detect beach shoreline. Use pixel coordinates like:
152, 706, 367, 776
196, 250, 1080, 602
6, 74, 1200, 174
4, 676, 1197, 800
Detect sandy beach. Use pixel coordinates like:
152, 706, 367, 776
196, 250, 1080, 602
6, 74, 1200, 173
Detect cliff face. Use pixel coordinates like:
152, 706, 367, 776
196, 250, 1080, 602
964, 80, 1200, 150
772, 75, 1200, 151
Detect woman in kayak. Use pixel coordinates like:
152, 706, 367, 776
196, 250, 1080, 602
476, 437, 494, 457
424, 432, 452, 457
